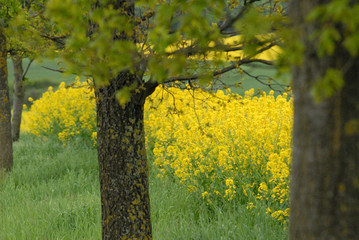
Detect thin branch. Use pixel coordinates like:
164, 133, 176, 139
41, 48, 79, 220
40, 34, 67, 46
41, 65, 65, 73
241, 69, 289, 93
22, 59, 34, 80
164, 58, 273, 83
164, 40, 278, 82
220, 0, 261, 33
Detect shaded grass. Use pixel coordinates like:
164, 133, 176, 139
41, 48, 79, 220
0, 135, 287, 239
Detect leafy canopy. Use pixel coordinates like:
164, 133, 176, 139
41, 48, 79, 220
41, 0, 286, 95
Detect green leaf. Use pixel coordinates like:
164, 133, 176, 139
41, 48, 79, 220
343, 32, 359, 56
116, 88, 131, 106
311, 68, 344, 102
318, 27, 340, 56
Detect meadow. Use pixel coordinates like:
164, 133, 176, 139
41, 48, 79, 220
0, 133, 288, 240
1, 61, 291, 239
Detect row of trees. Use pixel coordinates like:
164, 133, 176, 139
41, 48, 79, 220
1, 0, 358, 239
1, 0, 50, 172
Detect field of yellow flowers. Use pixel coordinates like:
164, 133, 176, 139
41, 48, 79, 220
22, 78, 292, 223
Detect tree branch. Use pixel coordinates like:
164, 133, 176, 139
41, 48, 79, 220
143, 77, 159, 98
22, 59, 34, 80
163, 40, 277, 83
220, 0, 261, 33
163, 58, 273, 83
40, 34, 67, 46
41, 65, 65, 73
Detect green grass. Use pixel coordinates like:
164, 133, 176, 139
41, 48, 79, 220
0, 135, 288, 239
3, 60, 290, 239
0, 135, 101, 239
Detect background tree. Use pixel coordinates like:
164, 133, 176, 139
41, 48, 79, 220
9, 49, 34, 142
0, 0, 21, 171
41, 0, 285, 238
288, 0, 359, 239
8, 0, 56, 141
0, 26, 13, 171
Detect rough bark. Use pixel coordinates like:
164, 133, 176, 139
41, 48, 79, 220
95, 72, 152, 239
289, 1, 359, 239
0, 27, 13, 171
11, 55, 24, 142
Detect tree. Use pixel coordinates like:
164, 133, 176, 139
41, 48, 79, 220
42, 0, 285, 238
10, 52, 34, 142
10, 54, 24, 142
8, 0, 52, 141
0, 0, 20, 171
289, 0, 359, 239
0, 26, 13, 171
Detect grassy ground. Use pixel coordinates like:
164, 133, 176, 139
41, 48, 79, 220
0, 135, 288, 239
2, 60, 289, 239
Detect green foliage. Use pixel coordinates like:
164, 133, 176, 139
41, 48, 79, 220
0, 0, 21, 21
44, 0, 286, 101
306, 0, 359, 101
311, 68, 344, 103
306, 0, 359, 57
5, 0, 59, 59
280, 0, 359, 101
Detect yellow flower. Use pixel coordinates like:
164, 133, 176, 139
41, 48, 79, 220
24, 82, 293, 223
202, 191, 209, 199
145, 86, 293, 223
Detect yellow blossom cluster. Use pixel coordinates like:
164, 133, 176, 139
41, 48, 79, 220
23, 77, 96, 142
21, 78, 292, 223
145, 86, 292, 223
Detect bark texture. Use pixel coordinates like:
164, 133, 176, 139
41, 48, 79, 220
91, 1, 152, 238
95, 72, 152, 239
0, 27, 13, 171
289, 1, 359, 239
11, 55, 24, 142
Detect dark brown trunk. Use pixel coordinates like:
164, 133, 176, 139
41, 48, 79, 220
289, 1, 359, 239
0, 27, 13, 171
95, 72, 152, 239
11, 55, 24, 142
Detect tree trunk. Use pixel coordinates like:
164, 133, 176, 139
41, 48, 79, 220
0, 27, 13, 171
95, 72, 152, 239
11, 55, 24, 142
289, 1, 359, 239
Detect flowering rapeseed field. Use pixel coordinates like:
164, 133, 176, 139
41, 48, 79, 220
22, 79, 292, 223
23, 77, 96, 142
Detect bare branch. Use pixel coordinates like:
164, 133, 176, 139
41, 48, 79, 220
163, 41, 278, 83
41, 65, 65, 73
22, 59, 34, 80
241, 68, 289, 93
164, 58, 273, 83
220, 0, 261, 33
